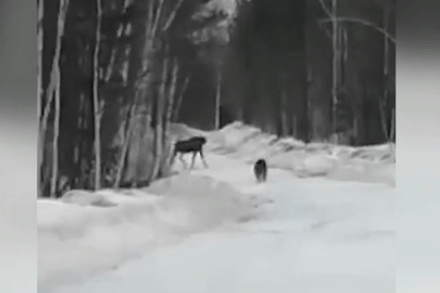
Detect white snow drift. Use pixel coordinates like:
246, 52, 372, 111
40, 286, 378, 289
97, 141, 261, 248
206, 122, 395, 186
38, 122, 395, 293
38, 174, 259, 293
52, 158, 395, 293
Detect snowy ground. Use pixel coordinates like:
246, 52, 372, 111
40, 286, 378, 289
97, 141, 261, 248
38, 122, 395, 293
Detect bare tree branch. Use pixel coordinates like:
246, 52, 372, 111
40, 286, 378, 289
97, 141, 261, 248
318, 17, 396, 43
317, 0, 332, 18
162, 0, 185, 32
146, 0, 155, 36
105, 48, 118, 81
152, 0, 165, 37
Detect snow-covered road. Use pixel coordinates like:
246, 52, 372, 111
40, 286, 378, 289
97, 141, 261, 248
52, 153, 395, 293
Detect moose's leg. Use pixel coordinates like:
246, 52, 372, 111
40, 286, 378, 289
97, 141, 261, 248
190, 151, 197, 169
179, 153, 187, 169
170, 151, 177, 166
199, 149, 208, 168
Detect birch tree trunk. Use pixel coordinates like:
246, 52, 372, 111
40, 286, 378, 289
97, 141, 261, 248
214, 70, 222, 129
331, 0, 339, 143
382, 1, 390, 141
159, 58, 179, 176
292, 116, 298, 138
280, 89, 288, 136
164, 57, 179, 142
113, 102, 136, 188
48, 0, 70, 198
37, 0, 44, 114
353, 116, 358, 144
390, 109, 395, 142
172, 74, 190, 122
149, 54, 169, 182
37, 0, 44, 197
378, 96, 388, 141
92, 0, 103, 190
306, 64, 313, 139
50, 65, 61, 198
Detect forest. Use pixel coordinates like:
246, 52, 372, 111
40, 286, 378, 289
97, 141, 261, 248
38, 0, 395, 198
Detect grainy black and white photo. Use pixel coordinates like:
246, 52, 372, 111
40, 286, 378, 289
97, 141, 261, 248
37, 0, 395, 292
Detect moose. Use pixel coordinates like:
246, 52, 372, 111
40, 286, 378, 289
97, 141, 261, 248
170, 136, 208, 169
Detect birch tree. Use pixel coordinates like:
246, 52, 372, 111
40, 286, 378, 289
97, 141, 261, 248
43, 0, 70, 198
317, 0, 395, 143
144, 0, 200, 182
214, 69, 222, 129
378, 0, 395, 142
37, 0, 44, 114
317, 0, 339, 142
172, 74, 191, 122
149, 52, 169, 181
164, 57, 179, 138
92, 0, 103, 190
37, 0, 44, 197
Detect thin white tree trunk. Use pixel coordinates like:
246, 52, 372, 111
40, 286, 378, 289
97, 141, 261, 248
378, 97, 388, 140
105, 48, 118, 82
165, 58, 179, 127
172, 74, 190, 122
37, 0, 44, 197
214, 70, 222, 129
280, 89, 288, 136
383, 1, 390, 141
390, 109, 395, 142
150, 55, 169, 181
388, 108, 395, 162
292, 116, 298, 138
159, 58, 179, 176
113, 103, 136, 188
37, 0, 44, 114
353, 116, 358, 142
50, 65, 61, 198
306, 65, 313, 138
92, 0, 103, 190
331, 0, 338, 143
48, 0, 70, 198
337, 25, 342, 83
343, 26, 348, 64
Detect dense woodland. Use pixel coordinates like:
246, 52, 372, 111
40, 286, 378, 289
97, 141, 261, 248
38, 0, 395, 198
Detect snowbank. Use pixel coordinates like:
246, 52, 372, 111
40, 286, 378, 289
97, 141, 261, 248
38, 174, 256, 293
146, 174, 259, 231
51, 169, 395, 293
205, 122, 395, 186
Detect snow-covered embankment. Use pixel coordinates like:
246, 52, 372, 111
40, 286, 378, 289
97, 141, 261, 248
38, 173, 260, 293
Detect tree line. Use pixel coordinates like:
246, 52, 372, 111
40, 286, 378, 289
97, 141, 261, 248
38, 0, 395, 198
